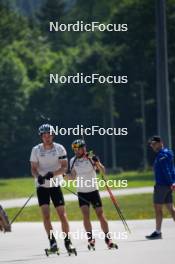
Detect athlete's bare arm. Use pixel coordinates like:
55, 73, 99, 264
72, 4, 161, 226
95, 160, 106, 175
64, 168, 76, 180
53, 159, 68, 176
31, 161, 39, 178
70, 168, 77, 179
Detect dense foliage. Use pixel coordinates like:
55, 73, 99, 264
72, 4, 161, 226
0, 0, 174, 177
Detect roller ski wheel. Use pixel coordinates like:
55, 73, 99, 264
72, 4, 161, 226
107, 241, 118, 250
66, 245, 77, 256
88, 239, 95, 251
65, 240, 77, 256
45, 245, 60, 257
67, 246, 77, 256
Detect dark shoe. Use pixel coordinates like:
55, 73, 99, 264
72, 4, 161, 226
49, 235, 58, 252
145, 231, 162, 240
50, 242, 58, 252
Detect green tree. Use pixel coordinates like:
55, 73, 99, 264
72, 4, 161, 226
0, 51, 30, 176
38, 0, 66, 50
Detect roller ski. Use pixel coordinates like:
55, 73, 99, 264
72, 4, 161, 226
45, 234, 60, 256
105, 234, 118, 250
87, 239, 95, 251
45, 242, 60, 256
106, 239, 118, 250
65, 238, 77, 256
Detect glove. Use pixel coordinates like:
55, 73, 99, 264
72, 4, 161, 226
171, 183, 175, 191
92, 155, 100, 163
37, 175, 45, 185
44, 171, 54, 180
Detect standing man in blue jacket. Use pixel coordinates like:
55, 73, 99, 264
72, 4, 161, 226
146, 135, 175, 239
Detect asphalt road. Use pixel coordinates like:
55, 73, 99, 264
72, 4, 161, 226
0, 219, 174, 264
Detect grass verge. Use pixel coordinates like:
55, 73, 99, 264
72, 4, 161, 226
6, 193, 174, 222
0, 171, 154, 199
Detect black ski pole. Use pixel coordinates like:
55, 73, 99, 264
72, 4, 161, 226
100, 172, 131, 233
10, 193, 34, 225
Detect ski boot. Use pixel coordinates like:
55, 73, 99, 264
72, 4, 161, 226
65, 238, 77, 256
45, 242, 60, 256
105, 238, 118, 250
45, 236, 60, 256
87, 238, 95, 251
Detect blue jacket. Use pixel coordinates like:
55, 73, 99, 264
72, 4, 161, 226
154, 148, 175, 186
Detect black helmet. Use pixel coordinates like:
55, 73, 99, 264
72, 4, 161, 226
38, 124, 54, 135
72, 139, 86, 150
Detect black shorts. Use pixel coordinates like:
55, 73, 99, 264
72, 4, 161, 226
153, 185, 173, 204
78, 190, 102, 208
37, 186, 65, 207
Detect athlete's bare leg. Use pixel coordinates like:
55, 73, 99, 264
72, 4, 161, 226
95, 207, 109, 233
55, 205, 69, 234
